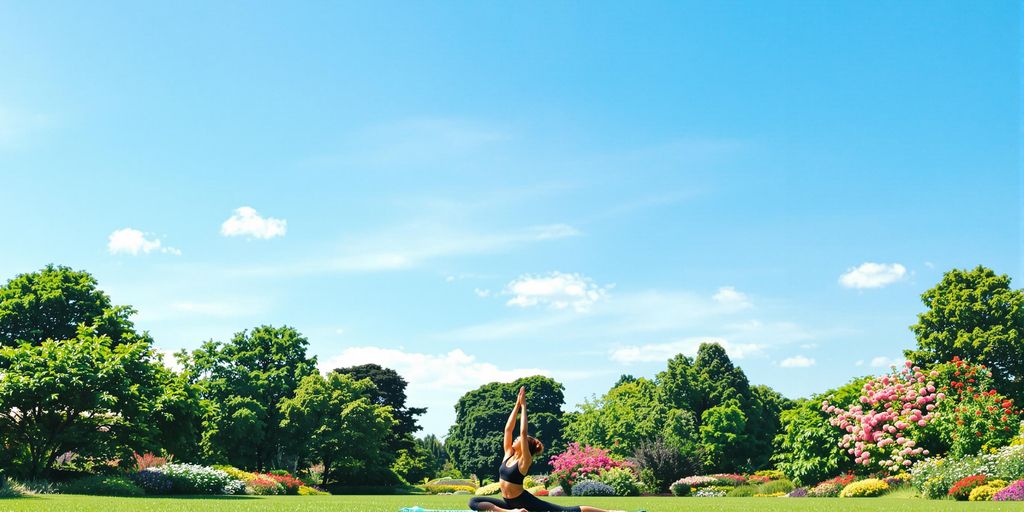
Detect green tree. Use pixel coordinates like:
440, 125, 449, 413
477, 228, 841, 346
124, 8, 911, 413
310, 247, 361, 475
332, 363, 426, 452
656, 354, 696, 412
417, 434, 448, 477
0, 328, 162, 479
906, 266, 1024, 402
280, 372, 396, 485
565, 378, 671, 458
691, 343, 751, 420
446, 376, 565, 479
698, 399, 747, 473
181, 325, 317, 471
392, 443, 434, 484
771, 377, 867, 485
0, 265, 142, 348
742, 384, 793, 470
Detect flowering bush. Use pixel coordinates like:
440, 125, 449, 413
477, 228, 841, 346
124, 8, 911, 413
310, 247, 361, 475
994, 480, 1024, 501
146, 463, 242, 495
673, 475, 717, 488
570, 480, 615, 496
549, 443, 629, 490
423, 484, 476, 494
709, 473, 746, 486
213, 466, 256, 482
788, 487, 808, 497
839, 478, 889, 497
806, 474, 857, 497
824, 362, 940, 472
247, 476, 285, 495
133, 452, 170, 471
297, 485, 329, 495
911, 443, 1024, 498
595, 467, 640, 497
931, 358, 1022, 457
882, 472, 910, 488
969, 480, 1006, 501
670, 480, 692, 496
548, 486, 565, 496
129, 469, 173, 494
535, 489, 549, 496
948, 474, 988, 500
753, 469, 786, 480
693, 487, 727, 497
259, 473, 303, 495
474, 482, 501, 495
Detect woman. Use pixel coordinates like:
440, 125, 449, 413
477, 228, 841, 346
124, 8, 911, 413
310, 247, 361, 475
468, 387, 624, 512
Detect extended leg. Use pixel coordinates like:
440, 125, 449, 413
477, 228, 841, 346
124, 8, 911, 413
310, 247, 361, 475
468, 496, 526, 512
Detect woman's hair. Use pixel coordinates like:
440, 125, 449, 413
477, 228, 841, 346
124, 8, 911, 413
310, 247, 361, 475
513, 435, 545, 455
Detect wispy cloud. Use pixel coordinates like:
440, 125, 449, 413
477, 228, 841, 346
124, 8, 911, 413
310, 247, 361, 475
233, 222, 581, 277
839, 262, 906, 289
779, 355, 816, 368
107, 228, 180, 256
870, 355, 902, 368
713, 286, 752, 310
610, 337, 765, 363
505, 272, 611, 312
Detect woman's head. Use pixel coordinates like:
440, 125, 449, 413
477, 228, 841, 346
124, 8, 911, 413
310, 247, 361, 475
512, 436, 544, 456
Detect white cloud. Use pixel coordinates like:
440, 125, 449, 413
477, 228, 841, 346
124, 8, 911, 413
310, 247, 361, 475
317, 346, 566, 436
779, 355, 816, 368
220, 206, 287, 239
713, 286, 752, 309
107, 228, 180, 256
609, 337, 765, 364
505, 272, 611, 312
474, 288, 492, 298
839, 262, 907, 289
870, 356, 901, 368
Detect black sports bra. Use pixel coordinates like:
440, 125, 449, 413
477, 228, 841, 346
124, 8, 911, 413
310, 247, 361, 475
499, 454, 525, 485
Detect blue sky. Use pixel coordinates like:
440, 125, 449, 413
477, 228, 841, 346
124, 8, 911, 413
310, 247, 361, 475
0, 1, 1020, 436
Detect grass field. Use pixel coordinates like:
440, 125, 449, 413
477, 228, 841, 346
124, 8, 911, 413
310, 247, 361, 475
2, 494, 1024, 512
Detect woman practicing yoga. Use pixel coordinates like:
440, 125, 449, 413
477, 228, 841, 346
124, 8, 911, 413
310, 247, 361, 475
468, 387, 624, 512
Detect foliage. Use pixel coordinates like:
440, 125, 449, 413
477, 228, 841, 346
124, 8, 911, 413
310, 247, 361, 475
669, 480, 692, 496
570, 479, 615, 496
0, 328, 164, 479
969, 481, 1006, 501
0, 478, 29, 498
181, 325, 318, 471
260, 473, 303, 495
726, 485, 756, 497
280, 371, 396, 485
247, 476, 285, 495
947, 474, 988, 500
297, 485, 329, 495
392, 445, 434, 484
838, 478, 888, 497
595, 467, 640, 496
446, 376, 566, 478
698, 401, 746, 472
994, 479, 1024, 501
753, 469, 785, 480
806, 474, 857, 497
422, 484, 475, 494
928, 358, 1022, 457
146, 463, 241, 495
756, 479, 795, 494
788, 487, 808, 497
332, 364, 426, 453
906, 266, 1024, 404
548, 443, 629, 490
709, 474, 746, 486
129, 469, 174, 494
548, 485, 565, 496
59, 475, 144, 497
910, 444, 1024, 498
566, 378, 674, 458
631, 438, 699, 493
824, 363, 939, 471
133, 452, 169, 471
693, 487, 727, 497
474, 482, 501, 495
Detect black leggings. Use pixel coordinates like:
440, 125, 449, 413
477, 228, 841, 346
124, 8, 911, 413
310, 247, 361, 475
469, 490, 582, 512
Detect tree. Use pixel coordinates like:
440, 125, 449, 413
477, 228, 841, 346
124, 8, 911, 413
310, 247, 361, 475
181, 325, 317, 471
332, 363, 426, 452
446, 376, 565, 479
906, 266, 1024, 403
742, 385, 792, 470
690, 343, 751, 420
0, 328, 162, 479
416, 434, 448, 477
565, 378, 671, 458
280, 372, 396, 486
0, 265, 142, 348
771, 378, 867, 485
656, 354, 696, 412
698, 399, 747, 473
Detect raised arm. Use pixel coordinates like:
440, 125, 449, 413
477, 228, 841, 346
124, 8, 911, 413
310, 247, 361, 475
503, 386, 525, 453
518, 397, 531, 467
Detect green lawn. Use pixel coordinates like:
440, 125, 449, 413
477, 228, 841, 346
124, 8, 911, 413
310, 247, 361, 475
2, 495, 1024, 512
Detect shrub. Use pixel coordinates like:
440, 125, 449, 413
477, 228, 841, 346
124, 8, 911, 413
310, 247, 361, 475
595, 467, 640, 497
709, 474, 746, 486
422, 484, 476, 494
930, 358, 1023, 458
133, 452, 170, 471
474, 482, 501, 496
693, 487, 727, 497
570, 480, 615, 497
298, 485, 329, 495
669, 481, 691, 497
839, 478, 889, 498
535, 489, 549, 496
754, 470, 786, 480
631, 438, 700, 493
994, 480, 1024, 501
247, 476, 285, 495
59, 475, 144, 497
756, 479, 795, 495
948, 474, 988, 501
213, 466, 257, 482
807, 473, 857, 497
154, 463, 241, 495
0, 479, 29, 498
550, 443, 630, 491
425, 478, 477, 489
260, 473, 303, 495
129, 470, 173, 494
674, 475, 717, 488
726, 485, 756, 497
969, 480, 1007, 501
788, 487, 808, 497
548, 486, 565, 496
527, 485, 545, 494
522, 476, 539, 489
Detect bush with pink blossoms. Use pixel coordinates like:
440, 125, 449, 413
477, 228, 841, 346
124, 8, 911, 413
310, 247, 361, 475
993, 480, 1024, 501
549, 443, 631, 490
823, 361, 941, 472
